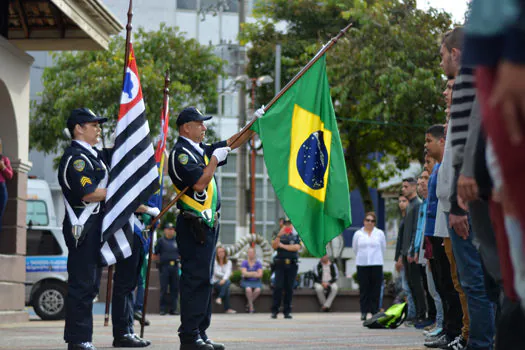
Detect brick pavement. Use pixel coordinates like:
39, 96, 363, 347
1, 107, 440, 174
0, 313, 426, 350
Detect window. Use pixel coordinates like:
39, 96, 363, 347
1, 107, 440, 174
26, 200, 49, 226
219, 223, 236, 244
177, 0, 197, 10
220, 177, 237, 198
26, 229, 63, 256
220, 154, 236, 173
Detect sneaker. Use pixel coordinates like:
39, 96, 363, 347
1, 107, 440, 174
425, 327, 443, 338
415, 318, 435, 329
404, 320, 415, 327
424, 333, 452, 348
443, 335, 467, 350
424, 323, 436, 331
225, 309, 236, 314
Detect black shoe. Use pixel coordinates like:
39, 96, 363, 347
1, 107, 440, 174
424, 334, 452, 348
361, 313, 366, 321
205, 339, 225, 350
159, 310, 167, 316
68, 343, 97, 350
271, 313, 277, 319
133, 311, 150, 326
169, 310, 179, 315
180, 339, 214, 350
284, 314, 293, 319
113, 334, 150, 348
442, 335, 467, 350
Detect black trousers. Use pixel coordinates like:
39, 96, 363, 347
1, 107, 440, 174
272, 261, 298, 315
357, 265, 383, 315
403, 257, 427, 320
63, 215, 102, 344
112, 234, 144, 338
429, 236, 462, 337
159, 263, 179, 313
176, 215, 217, 344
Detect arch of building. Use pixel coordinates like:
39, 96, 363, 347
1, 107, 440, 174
0, 37, 34, 323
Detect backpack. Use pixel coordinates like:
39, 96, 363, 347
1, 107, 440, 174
362, 302, 407, 329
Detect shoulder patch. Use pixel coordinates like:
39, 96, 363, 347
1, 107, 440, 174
73, 159, 86, 172
80, 176, 92, 187
178, 153, 189, 165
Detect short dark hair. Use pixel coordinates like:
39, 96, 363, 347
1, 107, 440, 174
402, 177, 417, 184
426, 124, 445, 139
69, 123, 84, 139
441, 27, 464, 52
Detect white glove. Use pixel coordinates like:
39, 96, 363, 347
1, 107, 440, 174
145, 207, 161, 217
212, 146, 231, 163
254, 105, 265, 119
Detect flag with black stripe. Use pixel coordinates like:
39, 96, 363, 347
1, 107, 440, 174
100, 44, 159, 266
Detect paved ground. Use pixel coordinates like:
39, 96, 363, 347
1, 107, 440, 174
0, 310, 426, 350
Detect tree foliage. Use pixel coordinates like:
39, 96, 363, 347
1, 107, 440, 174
31, 24, 224, 154
242, 0, 452, 211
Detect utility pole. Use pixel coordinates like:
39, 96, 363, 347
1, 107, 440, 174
236, 0, 248, 241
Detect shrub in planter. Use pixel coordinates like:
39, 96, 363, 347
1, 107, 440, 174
229, 270, 242, 286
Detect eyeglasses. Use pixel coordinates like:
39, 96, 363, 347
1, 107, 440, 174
365, 219, 376, 223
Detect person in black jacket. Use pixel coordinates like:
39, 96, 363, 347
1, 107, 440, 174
313, 255, 339, 312
154, 222, 180, 315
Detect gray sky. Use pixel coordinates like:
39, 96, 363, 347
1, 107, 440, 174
417, 0, 469, 23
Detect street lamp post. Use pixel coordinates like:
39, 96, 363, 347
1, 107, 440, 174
248, 75, 273, 246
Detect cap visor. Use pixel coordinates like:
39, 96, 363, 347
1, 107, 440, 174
198, 115, 213, 122
94, 116, 108, 124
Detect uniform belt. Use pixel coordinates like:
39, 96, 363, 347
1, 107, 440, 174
163, 260, 178, 266
275, 258, 297, 265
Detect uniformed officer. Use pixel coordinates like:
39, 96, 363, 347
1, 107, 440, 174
154, 222, 180, 315
168, 106, 263, 350
58, 108, 109, 350
271, 217, 302, 319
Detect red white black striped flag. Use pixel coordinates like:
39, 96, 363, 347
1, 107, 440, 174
100, 44, 159, 266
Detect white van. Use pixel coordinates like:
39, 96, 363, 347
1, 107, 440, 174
25, 178, 68, 320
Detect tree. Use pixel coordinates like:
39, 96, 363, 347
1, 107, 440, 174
242, 0, 452, 211
31, 23, 224, 154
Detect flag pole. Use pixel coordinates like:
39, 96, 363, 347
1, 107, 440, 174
140, 69, 170, 338
104, 0, 134, 328
138, 22, 353, 260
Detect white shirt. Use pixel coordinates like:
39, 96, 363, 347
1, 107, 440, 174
180, 136, 204, 156
74, 140, 98, 158
352, 227, 386, 266
212, 260, 232, 283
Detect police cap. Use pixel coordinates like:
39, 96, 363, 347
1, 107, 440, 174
176, 107, 212, 126
283, 215, 292, 224
163, 222, 175, 229
67, 108, 108, 130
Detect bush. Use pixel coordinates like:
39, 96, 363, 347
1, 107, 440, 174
229, 270, 242, 285
383, 271, 393, 284
352, 272, 359, 285
262, 269, 271, 285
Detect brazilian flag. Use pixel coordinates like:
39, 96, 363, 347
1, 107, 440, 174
251, 55, 351, 257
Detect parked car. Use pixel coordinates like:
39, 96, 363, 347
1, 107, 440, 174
25, 178, 68, 320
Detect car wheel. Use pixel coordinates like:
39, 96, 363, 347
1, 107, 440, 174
32, 282, 67, 320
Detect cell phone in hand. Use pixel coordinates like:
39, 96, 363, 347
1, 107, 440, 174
284, 226, 293, 234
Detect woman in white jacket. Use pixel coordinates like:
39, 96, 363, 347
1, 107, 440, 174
352, 212, 386, 320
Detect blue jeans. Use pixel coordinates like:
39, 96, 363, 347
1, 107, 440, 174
447, 214, 495, 349
134, 273, 144, 312
401, 266, 416, 320
426, 263, 443, 329
213, 280, 232, 310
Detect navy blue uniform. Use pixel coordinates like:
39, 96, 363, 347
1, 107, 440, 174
58, 141, 107, 344
168, 137, 227, 345
271, 230, 302, 316
155, 236, 180, 313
